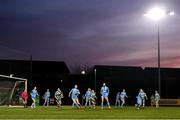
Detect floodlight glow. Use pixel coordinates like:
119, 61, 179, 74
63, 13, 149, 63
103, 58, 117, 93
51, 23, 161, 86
81, 70, 86, 75
144, 7, 166, 21
169, 11, 175, 16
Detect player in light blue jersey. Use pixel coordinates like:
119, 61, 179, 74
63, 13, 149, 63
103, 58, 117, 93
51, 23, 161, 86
43, 89, 50, 107
85, 88, 92, 107
69, 85, 81, 108
115, 91, 121, 107
138, 89, 148, 108
31, 86, 39, 108
154, 91, 160, 108
100, 83, 110, 109
120, 89, 128, 108
135, 95, 142, 109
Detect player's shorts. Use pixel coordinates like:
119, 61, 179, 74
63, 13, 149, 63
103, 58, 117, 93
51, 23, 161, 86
71, 95, 78, 99
22, 97, 27, 102
155, 99, 160, 102
44, 97, 50, 100
31, 95, 36, 98
121, 98, 125, 101
86, 97, 91, 100
102, 93, 108, 98
56, 98, 62, 103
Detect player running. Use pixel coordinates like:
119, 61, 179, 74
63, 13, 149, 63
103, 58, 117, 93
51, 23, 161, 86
135, 94, 142, 109
120, 89, 128, 108
30, 86, 39, 109
154, 91, 160, 108
21, 89, 28, 108
85, 88, 92, 108
90, 90, 97, 108
100, 83, 110, 109
43, 89, 50, 107
115, 91, 121, 107
69, 85, 81, 108
138, 89, 148, 108
55, 88, 63, 108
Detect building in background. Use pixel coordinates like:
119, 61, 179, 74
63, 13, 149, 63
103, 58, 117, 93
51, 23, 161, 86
93, 65, 180, 105
0, 60, 70, 105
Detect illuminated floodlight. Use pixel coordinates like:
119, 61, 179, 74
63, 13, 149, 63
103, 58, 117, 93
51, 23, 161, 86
168, 11, 175, 16
144, 7, 166, 21
144, 7, 175, 22
81, 70, 86, 75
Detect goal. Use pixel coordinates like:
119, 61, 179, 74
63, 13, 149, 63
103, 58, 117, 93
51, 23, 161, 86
0, 74, 27, 106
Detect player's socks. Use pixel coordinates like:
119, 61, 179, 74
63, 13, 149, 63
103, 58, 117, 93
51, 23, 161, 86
78, 103, 81, 108
107, 102, 110, 108
85, 102, 87, 107
89, 101, 91, 107
31, 103, 34, 109
74, 102, 80, 108
121, 103, 124, 108
72, 103, 75, 108
76, 104, 80, 108
101, 102, 104, 109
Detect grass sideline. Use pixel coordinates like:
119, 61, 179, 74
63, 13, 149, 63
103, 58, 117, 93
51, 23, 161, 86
0, 106, 180, 119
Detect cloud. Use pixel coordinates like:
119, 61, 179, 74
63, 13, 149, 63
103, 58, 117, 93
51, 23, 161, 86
0, 0, 180, 69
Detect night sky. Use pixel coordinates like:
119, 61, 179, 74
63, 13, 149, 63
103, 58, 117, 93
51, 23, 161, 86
0, 0, 180, 69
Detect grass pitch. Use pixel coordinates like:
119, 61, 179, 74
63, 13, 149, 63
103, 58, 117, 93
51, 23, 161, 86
0, 106, 180, 119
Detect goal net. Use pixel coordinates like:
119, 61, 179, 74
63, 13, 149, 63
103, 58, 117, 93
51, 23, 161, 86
0, 74, 27, 106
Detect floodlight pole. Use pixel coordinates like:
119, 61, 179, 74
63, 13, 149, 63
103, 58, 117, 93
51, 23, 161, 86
144, 8, 174, 96
157, 23, 161, 96
94, 69, 97, 91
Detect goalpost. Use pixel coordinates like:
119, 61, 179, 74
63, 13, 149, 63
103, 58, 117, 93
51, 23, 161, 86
0, 74, 27, 106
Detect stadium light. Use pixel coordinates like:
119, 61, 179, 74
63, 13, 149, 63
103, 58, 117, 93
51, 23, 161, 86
81, 70, 86, 75
144, 7, 174, 21
144, 7, 166, 21
144, 7, 174, 96
169, 11, 175, 16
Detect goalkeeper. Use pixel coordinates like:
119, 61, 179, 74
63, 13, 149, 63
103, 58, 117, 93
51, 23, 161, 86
54, 88, 63, 108
21, 89, 28, 108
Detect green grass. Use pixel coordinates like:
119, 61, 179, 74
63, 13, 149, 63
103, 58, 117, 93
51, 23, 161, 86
0, 106, 180, 119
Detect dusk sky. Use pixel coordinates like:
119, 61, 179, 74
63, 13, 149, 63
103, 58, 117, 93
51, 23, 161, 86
0, 0, 180, 69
